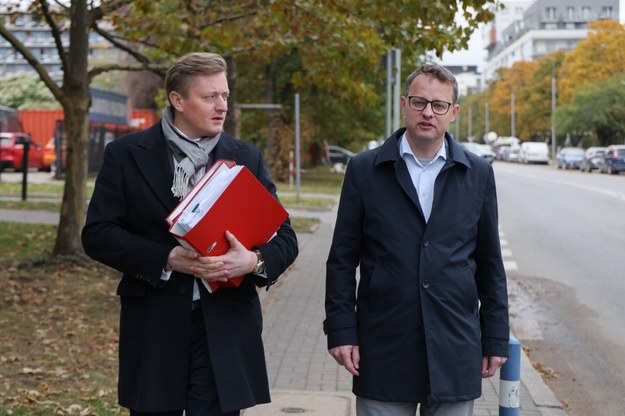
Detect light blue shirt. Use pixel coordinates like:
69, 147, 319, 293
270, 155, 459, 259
399, 134, 447, 222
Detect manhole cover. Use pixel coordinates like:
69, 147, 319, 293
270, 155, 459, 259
280, 407, 307, 414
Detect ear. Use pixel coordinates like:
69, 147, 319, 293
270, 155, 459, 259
450, 104, 460, 121
169, 91, 184, 112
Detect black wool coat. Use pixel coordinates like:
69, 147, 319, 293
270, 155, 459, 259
82, 122, 298, 413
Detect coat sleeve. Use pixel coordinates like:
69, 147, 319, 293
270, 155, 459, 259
247, 150, 298, 290
324, 160, 363, 349
475, 165, 510, 357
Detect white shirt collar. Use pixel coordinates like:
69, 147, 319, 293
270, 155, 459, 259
399, 132, 447, 166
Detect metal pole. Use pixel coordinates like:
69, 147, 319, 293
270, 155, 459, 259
21, 139, 30, 201
294, 93, 301, 202
511, 90, 516, 138
386, 51, 392, 138
485, 102, 490, 138
393, 48, 402, 132
499, 337, 521, 416
468, 106, 472, 141
551, 62, 557, 162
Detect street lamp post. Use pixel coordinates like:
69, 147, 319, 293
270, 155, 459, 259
468, 105, 472, 141
485, 102, 489, 139
551, 62, 557, 162
511, 89, 516, 138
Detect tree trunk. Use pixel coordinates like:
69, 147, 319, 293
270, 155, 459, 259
54, 99, 90, 255
53, 0, 91, 256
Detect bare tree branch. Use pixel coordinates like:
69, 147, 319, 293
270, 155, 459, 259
91, 0, 134, 19
38, 0, 69, 72
198, 6, 259, 32
0, 21, 64, 104
88, 62, 168, 81
91, 23, 152, 64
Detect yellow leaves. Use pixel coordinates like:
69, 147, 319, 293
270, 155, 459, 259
559, 20, 625, 104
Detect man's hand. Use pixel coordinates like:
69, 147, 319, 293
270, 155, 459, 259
191, 231, 257, 282
329, 345, 360, 376
482, 355, 507, 378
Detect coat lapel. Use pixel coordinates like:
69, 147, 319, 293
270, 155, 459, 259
129, 123, 180, 212
376, 129, 425, 219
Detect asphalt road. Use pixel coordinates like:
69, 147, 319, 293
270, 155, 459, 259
494, 162, 625, 416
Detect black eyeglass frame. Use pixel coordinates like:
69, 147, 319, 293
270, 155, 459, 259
407, 96, 454, 115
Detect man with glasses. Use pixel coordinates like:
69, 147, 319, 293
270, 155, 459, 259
324, 64, 509, 416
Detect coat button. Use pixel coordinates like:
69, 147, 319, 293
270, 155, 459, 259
179, 286, 186, 294
423, 240, 430, 247
422, 281, 430, 289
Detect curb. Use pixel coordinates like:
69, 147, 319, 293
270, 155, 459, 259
519, 344, 567, 415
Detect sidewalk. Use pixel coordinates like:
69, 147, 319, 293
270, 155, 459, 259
0, 186, 567, 416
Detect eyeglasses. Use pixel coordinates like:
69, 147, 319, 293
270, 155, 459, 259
407, 96, 454, 115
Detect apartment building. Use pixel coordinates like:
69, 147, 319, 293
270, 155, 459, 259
483, 0, 619, 81
0, 8, 122, 82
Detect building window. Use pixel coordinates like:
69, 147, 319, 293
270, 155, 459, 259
567, 7, 575, 19
546, 7, 556, 20
582, 6, 591, 19
601, 6, 613, 18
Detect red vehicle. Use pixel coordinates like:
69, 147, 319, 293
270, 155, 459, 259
0, 132, 45, 172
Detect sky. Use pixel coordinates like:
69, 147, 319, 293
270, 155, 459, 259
439, 26, 486, 70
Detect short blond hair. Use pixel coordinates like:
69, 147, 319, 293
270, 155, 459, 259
165, 52, 228, 101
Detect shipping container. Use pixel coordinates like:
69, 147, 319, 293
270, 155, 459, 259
20, 108, 159, 146
130, 108, 160, 130
18, 109, 63, 146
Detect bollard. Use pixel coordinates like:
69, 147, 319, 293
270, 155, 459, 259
499, 336, 521, 416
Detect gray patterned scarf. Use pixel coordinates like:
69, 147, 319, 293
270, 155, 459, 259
161, 106, 220, 198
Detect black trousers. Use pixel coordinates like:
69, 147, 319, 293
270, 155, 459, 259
130, 306, 239, 416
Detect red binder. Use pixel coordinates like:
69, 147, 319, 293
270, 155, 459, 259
167, 159, 288, 292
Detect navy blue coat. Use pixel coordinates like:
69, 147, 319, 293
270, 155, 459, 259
324, 129, 509, 403
82, 122, 298, 413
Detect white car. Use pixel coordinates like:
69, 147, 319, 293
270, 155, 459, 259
459, 142, 495, 163
519, 142, 549, 164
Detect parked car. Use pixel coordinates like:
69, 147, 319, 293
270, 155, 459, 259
556, 147, 584, 169
519, 141, 549, 164
598, 144, 625, 175
42, 137, 67, 172
580, 146, 606, 172
0, 132, 45, 172
459, 142, 495, 163
42, 138, 55, 171
507, 144, 521, 162
327, 145, 355, 164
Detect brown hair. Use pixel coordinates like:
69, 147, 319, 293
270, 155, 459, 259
165, 52, 228, 102
405, 64, 459, 104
